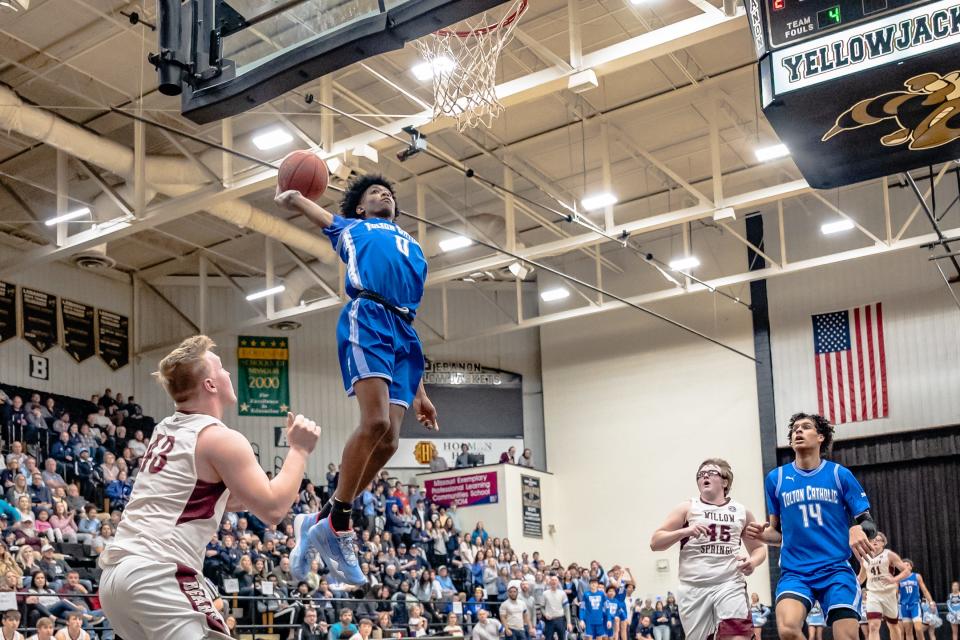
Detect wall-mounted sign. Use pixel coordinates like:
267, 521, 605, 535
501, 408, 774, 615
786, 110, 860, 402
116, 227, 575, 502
521, 475, 543, 538
97, 309, 129, 370
61, 299, 95, 363
21, 288, 57, 353
0, 281, 15, 344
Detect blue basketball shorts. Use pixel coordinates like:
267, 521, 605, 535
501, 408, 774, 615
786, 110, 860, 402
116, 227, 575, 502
336, 297, 424, 408
900, 603, 922, 621
776, 564, 862, 623
583, 622, 606, 638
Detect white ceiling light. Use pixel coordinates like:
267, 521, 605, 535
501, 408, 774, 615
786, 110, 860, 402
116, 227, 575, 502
755, 143, 790, 162
821, 219, 855, 235
540, 287, 570, 302
252, 127, 293, 150
45, 207, 90, 226
0, 0, 28, 10
412, 56, 456, 81
668, 256, 701, 271
581, 192, 617, 211
439, 235, 473, 252
246, 284, 286, 301
351, 144, 379, 163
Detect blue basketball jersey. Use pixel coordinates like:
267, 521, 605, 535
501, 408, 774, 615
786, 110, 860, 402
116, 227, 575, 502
765, 460, 870, 574
324, 216, 427, 316
580, 591, 606, 624
900, 574, 921, 608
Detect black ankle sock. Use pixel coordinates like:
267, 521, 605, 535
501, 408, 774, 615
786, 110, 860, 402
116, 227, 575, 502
330, 498, 353, 532
316, 499, 334, 523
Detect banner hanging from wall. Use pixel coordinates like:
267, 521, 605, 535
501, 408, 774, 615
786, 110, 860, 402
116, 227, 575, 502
425, 471, 499, 507
521, 475, 542, 538
0, 282, 15, 344
21, 288, 57, 353
238, 336, 290, 417
61, 299, 95, 362
97, 309, 129, 370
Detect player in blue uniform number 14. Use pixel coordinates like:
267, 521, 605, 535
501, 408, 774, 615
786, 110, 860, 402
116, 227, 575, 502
745, 413, 878, 640
275, 175, 438, 587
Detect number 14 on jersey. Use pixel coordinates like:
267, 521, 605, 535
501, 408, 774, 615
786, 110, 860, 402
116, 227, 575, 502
799, 503, 824, 527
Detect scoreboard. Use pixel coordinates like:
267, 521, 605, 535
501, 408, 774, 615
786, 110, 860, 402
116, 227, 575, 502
755, 0, 932, 50
747, 0, 960, 188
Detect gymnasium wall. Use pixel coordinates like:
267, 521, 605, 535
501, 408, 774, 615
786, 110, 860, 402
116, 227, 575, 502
767, 248, 960, 444
539, 292, 773, 601
133, 283, 546, 488
0, 262, 133, 399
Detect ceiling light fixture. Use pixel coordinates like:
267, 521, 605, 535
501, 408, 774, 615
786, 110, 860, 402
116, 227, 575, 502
540, 287, 570, 302
45, 207, 91, 226
439, 236, 473, 252
245, 284, 286, 301
412, 56, 456, 81
821, 219, 855, 235
755, 143, 790, 162
581, 192, 617, 211
252, 127, 293, 150
668, 256, 701, 271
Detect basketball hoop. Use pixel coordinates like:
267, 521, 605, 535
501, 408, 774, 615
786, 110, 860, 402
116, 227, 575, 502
415, 0, 528, 131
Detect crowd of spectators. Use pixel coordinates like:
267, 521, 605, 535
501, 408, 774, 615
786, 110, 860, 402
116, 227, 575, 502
0, 385, 156, 639
0, 384, 701, 640
204, 469, 692, 640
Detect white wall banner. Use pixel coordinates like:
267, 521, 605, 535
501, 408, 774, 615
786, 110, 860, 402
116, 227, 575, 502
389, 437, 523, 469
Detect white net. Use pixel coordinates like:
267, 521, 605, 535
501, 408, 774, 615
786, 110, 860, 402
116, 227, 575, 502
414, 0, 527, 131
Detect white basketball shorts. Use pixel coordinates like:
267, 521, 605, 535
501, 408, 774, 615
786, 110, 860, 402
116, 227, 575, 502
99, 555, 231, 640
677, 578, 752, 640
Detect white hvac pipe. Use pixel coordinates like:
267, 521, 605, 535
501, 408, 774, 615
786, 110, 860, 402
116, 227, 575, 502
0, 85, 333, 262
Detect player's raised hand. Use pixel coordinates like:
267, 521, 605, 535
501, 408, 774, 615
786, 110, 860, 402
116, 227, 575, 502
274, 187, 304, 210
850, 524, 874, 563
685, 523, 711, 539
736, 555, 755, 576
743, 521, 769, 540
286, 412, 321, 453
413, 392, 439, 431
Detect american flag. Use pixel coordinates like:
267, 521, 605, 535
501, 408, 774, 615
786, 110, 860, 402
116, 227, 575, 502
812, 303, 888, 424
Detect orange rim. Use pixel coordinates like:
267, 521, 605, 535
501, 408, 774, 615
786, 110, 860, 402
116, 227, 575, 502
435, 0, 528, 38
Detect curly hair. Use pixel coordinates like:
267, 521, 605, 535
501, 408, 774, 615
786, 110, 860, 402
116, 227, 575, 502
787, 412, 834, 454
339, 174, 397, 219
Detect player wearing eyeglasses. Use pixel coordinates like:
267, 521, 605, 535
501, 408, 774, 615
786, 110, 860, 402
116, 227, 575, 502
650, 459, 767, 640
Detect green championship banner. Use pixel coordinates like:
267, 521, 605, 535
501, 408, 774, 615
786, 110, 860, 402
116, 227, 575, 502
238, 336, 289, 417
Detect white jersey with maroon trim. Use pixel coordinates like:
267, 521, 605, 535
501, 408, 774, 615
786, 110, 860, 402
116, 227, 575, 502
865, 549, 897, 593
678, 496, 747, 586
99, 411, 230, 573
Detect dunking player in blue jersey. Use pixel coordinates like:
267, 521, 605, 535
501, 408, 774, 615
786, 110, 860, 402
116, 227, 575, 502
275, 175, 438, 586
745, 413, 877, 640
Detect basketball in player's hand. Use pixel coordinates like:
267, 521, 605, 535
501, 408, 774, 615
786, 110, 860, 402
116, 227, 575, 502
278, 151, 328, 201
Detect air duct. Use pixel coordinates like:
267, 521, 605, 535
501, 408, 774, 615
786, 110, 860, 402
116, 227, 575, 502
0, 85, 334, 263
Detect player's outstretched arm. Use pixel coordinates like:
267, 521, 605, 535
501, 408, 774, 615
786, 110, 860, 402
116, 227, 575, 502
737, 510, 768, 576
413, 380, 439, 431
274, 188, 337, 228
917, 574, 934, 603
743, 516, 782, 546
198, 412, 320, 524
649, 501, 702, 551
887, 551, 912, 585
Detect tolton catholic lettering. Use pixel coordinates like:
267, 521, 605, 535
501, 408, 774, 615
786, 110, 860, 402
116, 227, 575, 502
782, 486, 840, 507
